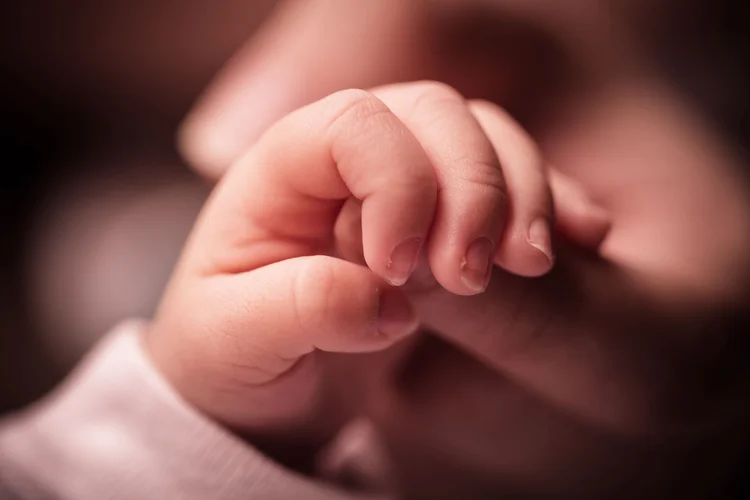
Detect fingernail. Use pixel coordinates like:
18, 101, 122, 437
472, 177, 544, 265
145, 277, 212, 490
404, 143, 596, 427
461, 238, 494, 293
528, 218, 554, 263
385, 237, 422, 286
378, 290, 417, 337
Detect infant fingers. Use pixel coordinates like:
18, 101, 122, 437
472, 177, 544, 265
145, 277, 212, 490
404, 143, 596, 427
468, 99, 556, 277
469, 100, 612, 270
374, 82, 509, 295
193, 89, 437, 286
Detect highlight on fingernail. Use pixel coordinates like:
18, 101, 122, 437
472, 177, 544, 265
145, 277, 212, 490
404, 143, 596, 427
384, 237, 422, 286
461, 238, 494, 293
528, 217, 554, 263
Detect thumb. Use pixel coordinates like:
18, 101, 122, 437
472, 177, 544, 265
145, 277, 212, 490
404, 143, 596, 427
180, 0, 425, 180
149, 255, 418, 437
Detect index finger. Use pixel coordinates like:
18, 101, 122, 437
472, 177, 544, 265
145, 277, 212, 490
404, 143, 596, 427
191, 89, 437, 286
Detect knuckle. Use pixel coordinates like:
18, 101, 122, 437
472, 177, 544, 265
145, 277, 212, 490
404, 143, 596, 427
411, 81, 465, 107
323, 90, 401, 161
406, 81, 466, 119
452, 155, 507, 194
324, 88, 392, 133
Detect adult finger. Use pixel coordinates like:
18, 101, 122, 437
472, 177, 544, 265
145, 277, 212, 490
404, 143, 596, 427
180, 0, 425, 180
549, 169, 612, 249
409, 256, 696, 436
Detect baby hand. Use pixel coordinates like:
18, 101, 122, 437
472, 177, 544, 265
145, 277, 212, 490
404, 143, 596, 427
146, 81, 609, 463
